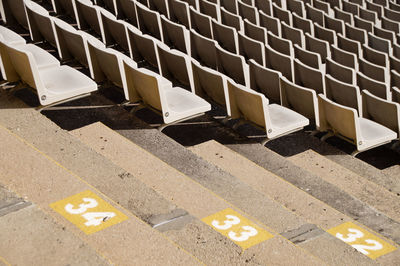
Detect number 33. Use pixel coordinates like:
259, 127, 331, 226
212, 215, 258, 242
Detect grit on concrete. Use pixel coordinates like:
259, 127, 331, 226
0, 125, 201, 265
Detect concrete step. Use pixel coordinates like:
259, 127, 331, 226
225, 142, 400, 248
0, 125, 201, 265
0, 93, 319, 264
288, 149, 400, 224
0, 184, 109, 265
266, 131, 400, 195
71, 122, 323, 265
189, 140, 400, 264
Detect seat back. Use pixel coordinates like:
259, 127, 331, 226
325, 74, 362, 114
25, 0, 57, 47
357, 71, 391, 100
238, 0, 258, 24
249, 59, 282, 103
161, 15, 190, 54
280, 74, 319, 126
227, 78, 269, 130
136, 2, 163, 41
4, 42, 46, 101
362, 90, 400, 136
212, 19, 238, 54
281, 21, 305, 48
267, 31, 293, 57
157, 44, 193, 91
191, 60, 230, 112
243, 18, 267, 44
293, 58, 324, 94
216, 44, 249, 86
330, 44, 357, 70
325, 57, 356, 85
123, 59, 164, 112
393, 87, 400, 104
54, 18, 88, 67
259, 10, 281, 36
100, 9, 130, 52
53, 0, 77, 20
337, 33, 362, 57
293, 43, 321, 69
127, 27, 160, 70
318, 94, 359, 143
305, 32, 330, 63
87, 38, 124, 88
265, 44, 294, 82
168, 0, 191, 28
75, 0, 103, 37
199, 0, 219, 21
189, 6, 213, 38
149, 0, 169, 17
362, 44, 389, 69
220, 6, 243, 32
2, 0, 29, 28
238, 32, 265, 65
190, 29, 217, 70
359, 57, 388, 83
115, 0, 138, 25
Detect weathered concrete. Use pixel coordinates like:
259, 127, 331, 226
72, 122, 323, 265
0, 184, 31, 217
0, 125, 201, 265
289, 149, 400, 223
0, 204, 110, 266
227, 142, 400, 246
266, 131, 400, 194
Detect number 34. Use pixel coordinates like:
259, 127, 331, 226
65, 197, 116, 227
212, 215, 258, 242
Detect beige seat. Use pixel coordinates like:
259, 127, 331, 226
136, 1, 163, 42
115, 0, 138, 26
157, 44, 194, 92
3, 42, 97, 107
212, 19, 238, 54
75, 0, 104, 39
189, 5, 213, 39
265, 44, 294, 82
191, 60, 230, 114
122, 59, 211, 130
190, 29, 218, 70
168, 0, 191, 29
0, 0, 29, 29
0, 26, 59, 80
280, 76, 320, 128
293, 58, 325, 94
24, 0, 58, 47
100, 8, 130, 52
318, 94, 397, 156
53, 18, 94, 68
259, 10, 281, 36
53, 0, 78, 21
249, 59, 282, 104
362, 90, 400, 143
220, 6, 243, 32
87, 38, 131, 94
227, 78, 309, 145
238, 32, 265, 66
161, 15, 190, 54
325, 74, 362, 115
357, 72, 391, 100
216, 44, 249, 86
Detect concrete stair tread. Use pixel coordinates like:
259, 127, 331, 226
288, 149, 400, 223
0, 125, 201, 265
71, 122, 323, 265
190, 140, 399, 264
266, 131, 400, 195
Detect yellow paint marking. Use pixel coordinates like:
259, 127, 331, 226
327, 222, 397, 259
50, 190, 128, 235
202, 208, 273, 250
0, 256, 11, 266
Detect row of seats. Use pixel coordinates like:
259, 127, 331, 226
1, 0, 399, 155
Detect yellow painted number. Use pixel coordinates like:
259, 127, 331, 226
328, 222, 397, 259
202, 208, 273, 250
